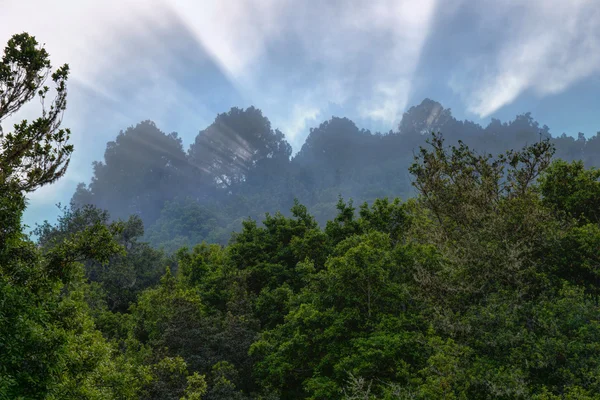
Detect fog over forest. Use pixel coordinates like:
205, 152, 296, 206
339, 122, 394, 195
3, 1, 600, 399
67, 99, 600, 252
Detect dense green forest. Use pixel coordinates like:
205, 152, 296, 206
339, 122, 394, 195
3, 33, 600, 399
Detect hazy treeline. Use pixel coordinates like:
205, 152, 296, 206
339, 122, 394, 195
71, 99, 600, 251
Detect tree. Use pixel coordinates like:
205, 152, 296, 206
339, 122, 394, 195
539, 160, 600, 224
188, 107, 291, 190
397, 98, 454, 137
35, 204, 168, 312
0, 33, 72, 193
0, 34, 148, 398
251, 229, 427, 399
145, 197, 223, 253
293, 117, 374, 191
0, 191, 140, 398
72, 120, 189, 224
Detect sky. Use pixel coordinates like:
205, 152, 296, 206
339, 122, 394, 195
1, 0, 600, 228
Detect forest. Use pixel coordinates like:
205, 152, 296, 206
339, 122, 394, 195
3, 33, 600, 399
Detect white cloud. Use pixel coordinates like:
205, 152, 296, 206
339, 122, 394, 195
275, 104, 320, 148
0, 0, 162, 82
449, 0, 600, 117
282, 0, 438, 127
169, 0, 287, 84
1, 0, 439, 141
359, 80, 412, 123
163, 0, 439, 141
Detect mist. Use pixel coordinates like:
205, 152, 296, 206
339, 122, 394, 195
58, 98, 598, 252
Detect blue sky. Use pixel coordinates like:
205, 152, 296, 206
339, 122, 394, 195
1, 0, 599, 229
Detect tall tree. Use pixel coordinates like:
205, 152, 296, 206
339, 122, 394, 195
188, 107, 291, 191
0, 33, 144, 399
293, 117, 373, 189
0, 32, 72, 193
72, 120, 189, 224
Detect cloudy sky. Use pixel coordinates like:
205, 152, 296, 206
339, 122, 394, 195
1, 0, 600, 228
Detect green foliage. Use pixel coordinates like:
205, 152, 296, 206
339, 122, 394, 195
21, 127, 600, 398
35, 204, 168, 312
0, 33, 140, 399
245, 135, 600, 399
0, 33, 72, 193
325, 197, 361, 245
188, 106, 291, 190
145, 197, 223, 252
140, 356, 207, 400
540, 159, 600, 223
0, 197, 139, 398
358, 198, 410, 246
